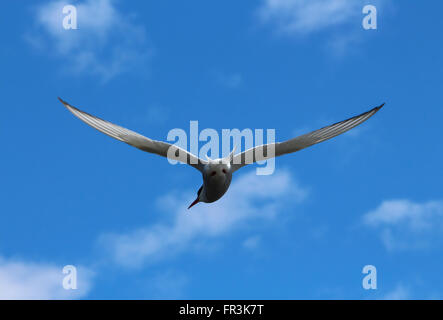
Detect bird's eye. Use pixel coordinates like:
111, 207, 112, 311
222, 169, 227, 174
211, 171, 216, 176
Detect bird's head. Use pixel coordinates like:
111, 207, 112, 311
202, 147, 235, 181
203, 159, 232, 181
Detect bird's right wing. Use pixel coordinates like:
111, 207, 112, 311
59, 98, 207, 172
230, 104, 384, 172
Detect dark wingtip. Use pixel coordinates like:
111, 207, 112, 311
58, 97, 68, 106
58, 97, 78, 112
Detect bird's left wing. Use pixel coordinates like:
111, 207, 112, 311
59, 98, 207, 172
230, 103, 384, 172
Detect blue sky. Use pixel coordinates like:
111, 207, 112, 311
1, 0, 442, 299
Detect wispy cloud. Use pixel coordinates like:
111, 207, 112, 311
257, 0, 387, 55
129, 104, 170, 127
0, 257, 93, 299
383, 284, 410, 300
258, 0, 362, 35
27, 0, 152, 82
99, 170, 308, 268
242, 235, 261, 250
214, 71, 243, 88
363, 199, 443, 251
147, 270, 189, 299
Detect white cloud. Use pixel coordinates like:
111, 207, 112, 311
242, 235, 261, 250
99, 170, 308, 268
27, 0, 152, 81
130, 104, 170, 126
148, 270, 189, 299
383, 284, 410, 300
363, 199, 443, 251
0, 257, 93, 299
257, 0, 388, 55
215, 72, 243, 88
258, 0, 362, 35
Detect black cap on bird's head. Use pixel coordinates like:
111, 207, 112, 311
188, 186, 203, 209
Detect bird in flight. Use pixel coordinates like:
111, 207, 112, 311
59, 98, 383, 209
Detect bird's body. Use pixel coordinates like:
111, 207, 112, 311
58, 97, 384, 209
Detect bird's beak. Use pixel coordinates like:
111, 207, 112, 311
188, 197, 199, 209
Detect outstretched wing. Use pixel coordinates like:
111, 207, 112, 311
59, 98, 207, 172
231, 103, 384, 172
